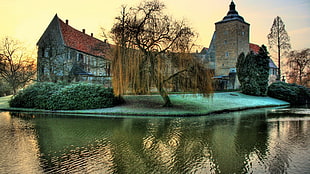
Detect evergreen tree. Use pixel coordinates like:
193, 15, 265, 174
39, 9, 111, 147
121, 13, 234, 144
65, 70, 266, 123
255, 45, 270, 95
236, 45, 270, 96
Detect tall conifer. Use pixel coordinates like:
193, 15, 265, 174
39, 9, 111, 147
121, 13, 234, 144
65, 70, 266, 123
237, 45, 270, 96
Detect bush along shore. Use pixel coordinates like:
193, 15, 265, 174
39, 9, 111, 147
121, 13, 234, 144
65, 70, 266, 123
0, 83, 289, 117
9, 82, 121, 110
268, 82, 310, 105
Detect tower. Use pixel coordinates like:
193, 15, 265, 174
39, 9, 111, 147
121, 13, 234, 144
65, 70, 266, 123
214, 1, 250, 76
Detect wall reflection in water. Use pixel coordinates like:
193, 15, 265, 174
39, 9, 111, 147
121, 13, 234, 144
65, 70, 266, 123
2, 108, 309, 174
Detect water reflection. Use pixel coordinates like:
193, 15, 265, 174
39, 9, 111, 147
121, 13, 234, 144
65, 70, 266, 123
1, 108, 309, 174
0, 112, 43, 173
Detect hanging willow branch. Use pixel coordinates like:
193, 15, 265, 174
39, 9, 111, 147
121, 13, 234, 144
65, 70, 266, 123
111, 0, 213, 106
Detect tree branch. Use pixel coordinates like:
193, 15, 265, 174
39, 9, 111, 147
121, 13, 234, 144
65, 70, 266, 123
163, 68, 188, 84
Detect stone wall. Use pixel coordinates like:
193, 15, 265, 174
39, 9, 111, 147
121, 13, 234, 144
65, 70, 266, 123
215, 20, 249, 76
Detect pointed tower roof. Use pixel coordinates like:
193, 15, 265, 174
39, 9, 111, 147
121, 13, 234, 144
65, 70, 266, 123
216, 1, 249, 25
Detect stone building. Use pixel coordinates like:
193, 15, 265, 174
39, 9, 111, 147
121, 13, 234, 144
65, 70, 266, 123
199, 1, 278, 89
37, 14, 111, 85
214, 1, 250, 77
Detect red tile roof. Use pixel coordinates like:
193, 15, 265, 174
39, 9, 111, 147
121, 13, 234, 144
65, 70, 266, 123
58, 18, 111, 59
249, 43, 260, 54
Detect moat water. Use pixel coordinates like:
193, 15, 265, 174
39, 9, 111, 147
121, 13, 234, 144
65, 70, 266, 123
0, 107, 309, 174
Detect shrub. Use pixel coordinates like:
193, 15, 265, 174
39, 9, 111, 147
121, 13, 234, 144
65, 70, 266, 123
46, 83, 117, 110
10, 82, 119, 110
267, 82, 310, 105
9, 82, 62, 108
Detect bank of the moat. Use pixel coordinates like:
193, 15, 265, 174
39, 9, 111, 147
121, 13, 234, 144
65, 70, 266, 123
0, 92, 290, 117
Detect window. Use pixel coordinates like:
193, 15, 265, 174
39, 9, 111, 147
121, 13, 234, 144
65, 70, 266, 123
224, 40, 227, 44
78, 53, 84, 62
241, 31, 245, 36
40, 65, 45, 75
41, 47, 45, 57
70, 50, 76, 60
225, 52, 229, 57
43, 47, 50, 57
273, 69, 277, 75
67, 51, 71, 60
103, 62, 111, 76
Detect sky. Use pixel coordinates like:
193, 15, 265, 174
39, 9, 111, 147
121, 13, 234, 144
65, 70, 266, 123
1, 0, 309, 55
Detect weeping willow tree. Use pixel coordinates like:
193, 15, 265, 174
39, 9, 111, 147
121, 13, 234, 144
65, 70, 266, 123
111, 0, 213, 107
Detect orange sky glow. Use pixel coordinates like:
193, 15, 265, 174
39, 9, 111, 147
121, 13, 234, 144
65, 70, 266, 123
1, 0, 309, 57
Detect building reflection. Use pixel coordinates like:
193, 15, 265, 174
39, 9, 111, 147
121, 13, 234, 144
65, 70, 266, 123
7, 109, 310, 173
266, 115, 310, 174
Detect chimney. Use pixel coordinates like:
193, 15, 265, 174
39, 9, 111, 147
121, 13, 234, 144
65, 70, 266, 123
66, 20, 69, 25
91, 33, 93, 37
82, 29, 85, 33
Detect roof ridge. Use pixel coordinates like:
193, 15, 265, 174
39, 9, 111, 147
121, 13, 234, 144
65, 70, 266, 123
57, 17, 105, 43
57, 16, 111, 59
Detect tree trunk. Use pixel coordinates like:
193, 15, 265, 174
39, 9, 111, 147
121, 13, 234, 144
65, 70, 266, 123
299, 69, 303, 85
149, 53, 173, 107
277, 18, 281, 80
158, 83, 173, 107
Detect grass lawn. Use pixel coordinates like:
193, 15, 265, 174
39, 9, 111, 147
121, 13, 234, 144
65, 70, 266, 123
0, 93, 290, 116
0, 95, 11, 109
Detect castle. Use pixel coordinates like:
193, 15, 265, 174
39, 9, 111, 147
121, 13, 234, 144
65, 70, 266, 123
198, 1, 278, 89
37, 1, 277, 89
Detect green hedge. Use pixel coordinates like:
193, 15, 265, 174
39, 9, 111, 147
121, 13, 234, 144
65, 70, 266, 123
267, 82, 310, 105
9, 82, 120, 110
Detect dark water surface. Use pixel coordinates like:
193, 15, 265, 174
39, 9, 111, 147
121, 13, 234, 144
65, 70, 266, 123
0, 108, 309, 174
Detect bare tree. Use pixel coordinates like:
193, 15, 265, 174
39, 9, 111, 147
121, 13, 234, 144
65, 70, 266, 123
0, 37, 36, 94
286, 48, 310, 86
267, 16, 291, 80
111, 0, 213, 107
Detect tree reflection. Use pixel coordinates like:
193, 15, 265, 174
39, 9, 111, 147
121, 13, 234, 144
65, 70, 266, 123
8, 110, 310, 174
267, 118, 310, 173
0, 112, 43, 173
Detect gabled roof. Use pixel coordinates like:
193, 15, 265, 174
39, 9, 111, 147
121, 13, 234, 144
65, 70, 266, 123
57, 16, 111, 59
249, 43, 278, 69
200, 47, 209, 54
269, 59, 278, 69
249, 43, 260, 54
